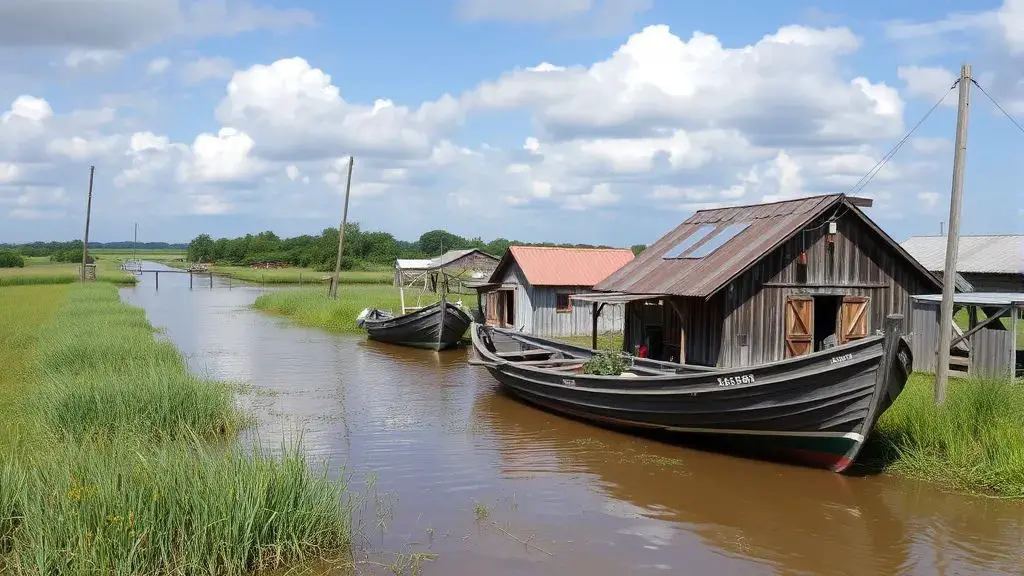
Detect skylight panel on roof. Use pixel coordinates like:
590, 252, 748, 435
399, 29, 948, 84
685, 222, 752, 258
663, 225, 715, 259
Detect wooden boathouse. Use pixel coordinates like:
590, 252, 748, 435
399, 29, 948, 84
578, 194, 942, 367
472, 246, 635, 337
393, 249, 499, 291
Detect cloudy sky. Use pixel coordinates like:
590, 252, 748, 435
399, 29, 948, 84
1, 0, 1022, 246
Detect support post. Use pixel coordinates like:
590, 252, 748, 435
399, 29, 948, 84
592, 302, 599, 350
936, 63, 972, 405
81, 165, 95, 281
400, 284, 406, 314
189, 272, 193, 290
330, 155, 355, 299
155, 271, 159, 290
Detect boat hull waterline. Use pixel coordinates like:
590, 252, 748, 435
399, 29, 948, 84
359, 297, 472, 350
469, 315, 912, 473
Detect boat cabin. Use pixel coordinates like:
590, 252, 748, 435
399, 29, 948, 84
583, 194, 942, 367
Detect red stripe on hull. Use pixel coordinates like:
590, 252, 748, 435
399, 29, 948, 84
780, 448, 854, 472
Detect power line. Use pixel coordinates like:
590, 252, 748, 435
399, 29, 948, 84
846, 82, 958, 196
970, 79, 1024, 138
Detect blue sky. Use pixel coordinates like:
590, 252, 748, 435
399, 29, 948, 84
0, 0, 1021, 247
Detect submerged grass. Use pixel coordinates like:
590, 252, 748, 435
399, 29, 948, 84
252, 286, 478, 334
0, 283, 354, 574
869, 373, 1024, 498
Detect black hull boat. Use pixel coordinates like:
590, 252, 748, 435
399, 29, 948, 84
469, 315, 912, 473
358, 296, 472, 350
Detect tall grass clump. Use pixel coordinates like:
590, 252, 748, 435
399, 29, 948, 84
871, 373, 1024, 497
0, 282, 357, 573
0, 437, 352, 574
29, 284, 243, 439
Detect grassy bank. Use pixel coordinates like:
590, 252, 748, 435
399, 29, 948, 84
207, 266, 391, 285
0, 258, 137, 287
253, 285, 477, 334
554, 333, 625, 351
867, 373, 1024, 498
0, 284, 352, 573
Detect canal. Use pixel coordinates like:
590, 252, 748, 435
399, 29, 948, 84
121, 262, 1024, 575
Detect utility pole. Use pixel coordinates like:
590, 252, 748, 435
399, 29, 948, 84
81, 165, 95, 281
329, 156, 354, 299
935, 63, 972, 404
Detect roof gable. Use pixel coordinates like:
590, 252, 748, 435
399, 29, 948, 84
490, 246, 635, 287
596, 194, 941, 297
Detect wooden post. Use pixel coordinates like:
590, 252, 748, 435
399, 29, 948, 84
155, 271, 159, 290
189, 272, 193, 289
400, 284, 406, 314
936, 63, 972, 405
210, 272, 213, 289
329, 155, 355, 299
592, 302, 599, 350
81, 165, 95, 281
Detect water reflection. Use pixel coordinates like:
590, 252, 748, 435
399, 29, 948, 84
118, 262, 1024, 576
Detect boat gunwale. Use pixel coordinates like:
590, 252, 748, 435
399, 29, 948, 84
471, 322, 890, 382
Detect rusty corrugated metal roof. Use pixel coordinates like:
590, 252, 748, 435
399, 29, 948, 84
494, 246, 635, 287
595, 194, 847, 297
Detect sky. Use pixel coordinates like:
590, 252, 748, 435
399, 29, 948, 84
1, 0, 1023, 247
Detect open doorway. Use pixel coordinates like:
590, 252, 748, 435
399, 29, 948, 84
501, 290, 515, 327
813, 295, 841, 351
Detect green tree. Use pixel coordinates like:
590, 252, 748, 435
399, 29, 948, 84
188, 234, 215, 262
631, 244, 647, 255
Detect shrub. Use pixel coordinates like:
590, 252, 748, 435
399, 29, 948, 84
583, 350, 634, 375
0, 250, 24, 268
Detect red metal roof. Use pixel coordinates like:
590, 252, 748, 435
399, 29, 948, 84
595, 195, 847, 297
495, 246, 635, 287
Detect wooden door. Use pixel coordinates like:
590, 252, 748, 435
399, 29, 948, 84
839, 296, 870, 344
785, 296, 813, 358
485, 292, 499, 325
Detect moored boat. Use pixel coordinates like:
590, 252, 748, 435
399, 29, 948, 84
358, 295, 472, 350
468, 315, 912, 472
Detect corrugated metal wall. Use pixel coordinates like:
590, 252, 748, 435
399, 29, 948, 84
497, 262, 625, 337
909, 298, 1019, 378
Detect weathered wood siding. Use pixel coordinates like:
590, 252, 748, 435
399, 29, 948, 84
908, 300, 940, 373
625, 212, 938, 367
491, 262, 625, 337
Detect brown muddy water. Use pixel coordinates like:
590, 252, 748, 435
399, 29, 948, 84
122, 263, 1024, 576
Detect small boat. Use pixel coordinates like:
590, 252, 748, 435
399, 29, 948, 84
469, 315, 912, 473
357, 295, 472, 350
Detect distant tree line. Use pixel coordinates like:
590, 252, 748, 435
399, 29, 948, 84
1, 240, 186, 256
185, 224, 641, 271
0, 240, 98, 264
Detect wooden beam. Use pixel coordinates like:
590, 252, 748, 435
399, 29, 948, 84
592, 301, 599, 350
950, 305, 1010, 349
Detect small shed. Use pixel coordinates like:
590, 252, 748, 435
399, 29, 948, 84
901, 235, 1024, 293
908, 292, 1023, 379
393, 249, 499, 291
583, 194, 943, 367
474, 246, 635, 338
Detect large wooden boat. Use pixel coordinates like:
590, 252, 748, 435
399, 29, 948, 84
357, 295, 472, 350
469, 315, 912, 472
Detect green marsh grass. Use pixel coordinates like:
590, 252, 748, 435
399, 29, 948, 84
868, 373, 1024, 497
252, 285, 478, 334
208, 266, 391, 285
0, 283, 355, 574
0, 258, 136, 287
